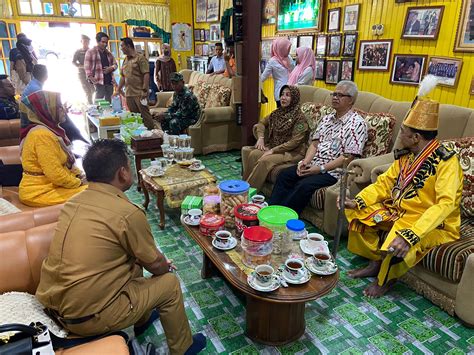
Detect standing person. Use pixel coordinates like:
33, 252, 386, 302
287, 47, 316, 86
261, 37, 293, 107
0, 75, 19, 119
155, 43, 177, 92
9, 33, 38, 95
84, 32, 117, 103
72, 35, 94, 104
206, 42, 226, 75
223, 40, 236, 78
116, 37, 155, 130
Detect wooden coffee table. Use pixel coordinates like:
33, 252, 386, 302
140, 170, 166, 229
181, 223, 339, 346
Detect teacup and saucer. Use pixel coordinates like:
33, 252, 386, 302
189, 159, 205, 171
305, 251, 338, 275
183, 208, 202, 226
247, 264, 280, 292
281, 258, 310, 284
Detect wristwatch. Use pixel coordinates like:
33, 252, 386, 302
320, 165, 326, 174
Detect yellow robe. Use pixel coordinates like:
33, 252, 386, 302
345, 144, 463, 286
19, 129, 87, 207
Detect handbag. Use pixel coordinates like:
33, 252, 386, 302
0, 322, 54, 355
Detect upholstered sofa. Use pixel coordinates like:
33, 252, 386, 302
0, 118, 20, 147
151, 69, 241, 155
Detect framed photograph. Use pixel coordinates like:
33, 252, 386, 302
206, 0, 220, 22
203, 44, 209, 56
390, 54, 427, 86
194, 29, 201, 41
401, 6, 444, 40
342, 33, 357, 57
358, 40, 393, 71
261, 38, 273, 59
315, 58, 325, 80
260, 59, 268, 74
195, 44, 203, 56
172, 23, 192, 52
209, 43, 216, 55
328, 8, 341, 32
263, 0, 277, 25
298, 35, 314, 49
426, 56, 463, 88
210, 24, 221, 42
277, 0, 323, 32
340, 59, 355, 81
196, 0, 207, 23
200, 29, 205, 42
204, 29, 210, 41
289, 36, 298, 57
454, 0, 474, 52
325, 60, 340, 84
316, 34, 327, 56
343, 4, 360, 31
328, 34, 342, 57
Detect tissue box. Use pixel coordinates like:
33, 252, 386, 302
131, 136, 163, 151
181, 196, 203, 215
248, 188, 257, 201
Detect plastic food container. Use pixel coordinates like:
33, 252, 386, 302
257, 206, 298, 255
234, 203, 261, 233
286, 219, 307, 241
219, 180, 250, 228
241, 226, 273, 268
199, 213, 225, 237
202, 195, 221, 214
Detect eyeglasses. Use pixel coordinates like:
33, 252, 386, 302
331, 92, 352, 98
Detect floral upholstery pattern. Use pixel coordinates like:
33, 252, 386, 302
166, 94, 174, 107
193, 81, 212, 108
354, 109, 396, 158
206, 85, 232, 109
300, 103, 322, 133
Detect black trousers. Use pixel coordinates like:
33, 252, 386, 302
268, 165, 337, 215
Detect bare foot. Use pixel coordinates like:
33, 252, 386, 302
347, 260, 381, 279
363, 279, 397, 298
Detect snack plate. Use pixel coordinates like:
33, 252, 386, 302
189, 165, 205, 171
145, 167, 165, 177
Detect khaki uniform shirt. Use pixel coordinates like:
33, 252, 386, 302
121, 54, 149, 97
36, 182, 159, 318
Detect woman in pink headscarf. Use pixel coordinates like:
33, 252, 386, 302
261, 37, 294, 107
155, 43, 177, 91
287, 47, 316, 86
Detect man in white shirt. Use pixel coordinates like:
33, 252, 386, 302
206, 43, 226, 75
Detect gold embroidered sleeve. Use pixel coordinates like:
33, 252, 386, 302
396, 228, 420, 246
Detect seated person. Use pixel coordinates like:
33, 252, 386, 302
343, 99, 463, 298
18, 90, 87, 207
223, 40, 236, 78
242, 85, 308, 190
36, 139, 206, 355
0, 75, 19, 119
268, 80, 367, 214
154, 72, 201, 135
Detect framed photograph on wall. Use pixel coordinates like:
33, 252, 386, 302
276, 0, 323, 32
209, 43, 216, 55
289, 36, 298, 57
390, 54, 427, 85
210, 24, 221, 41
426, 56, 463, 88
401, 6, 444, 40
358, 40, 393, 71
204, 29, 210, 41
196, 0, 207, 23
342, 33, 357, 57
202, 44, 209, 56
195, 44, 203, 56
454, 0, 474, 52
206, 0, 220, 22
194, 29, 201, 41
328, 8, 341, 32
315, 58, 325, 80
328, 34, 342, 57
325, 60, 340, 84
343, 4, 360, 31
340, 59, 355, 81
298, 35, 314, 49
263, 0, 277, 25
316, 34, 327, 56
261, 38, 273, 59
200, 29, 205, 42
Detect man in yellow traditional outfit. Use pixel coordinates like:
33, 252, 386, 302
343, 98, 463, 298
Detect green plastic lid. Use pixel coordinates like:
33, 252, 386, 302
257, 205, 298, 226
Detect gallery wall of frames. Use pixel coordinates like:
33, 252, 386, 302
260, 0, 473, 117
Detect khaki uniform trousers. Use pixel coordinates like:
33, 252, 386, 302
126, 96, 156, 130
66, 267, 192, 355
241, 146, 302, 191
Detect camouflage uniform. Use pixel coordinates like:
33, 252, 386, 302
162, 85, 201, 134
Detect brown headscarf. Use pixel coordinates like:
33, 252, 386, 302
267, 85, 304, 148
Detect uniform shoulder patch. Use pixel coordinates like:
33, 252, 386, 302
436, 144, 456, 161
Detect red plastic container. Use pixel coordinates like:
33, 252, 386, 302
234, 203, 261, 233
199, 213, 225, 237
241, 226, 273, 268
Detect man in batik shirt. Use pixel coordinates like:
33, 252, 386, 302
0, 75, 19, 119
343, 98, 463, 298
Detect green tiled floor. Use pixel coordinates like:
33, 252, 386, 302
126, 151, 473, 354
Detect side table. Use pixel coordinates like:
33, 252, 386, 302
130, 147, 163, 191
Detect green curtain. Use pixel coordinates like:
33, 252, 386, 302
221, 8, 233, 41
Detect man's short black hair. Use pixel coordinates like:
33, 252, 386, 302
32, 64, 48, 81
409, 127, 438, 141
83, 139, 129, 183
215, 42, 223, 48
120, 37, 135, 49
96, 32, 109, 43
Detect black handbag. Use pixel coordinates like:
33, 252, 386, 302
0, 323, 53, 355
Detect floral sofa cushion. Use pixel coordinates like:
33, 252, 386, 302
300, 103, 322, 133
193, 81, 212, 108
354, 110, 396, 158
206, 84, 232, 109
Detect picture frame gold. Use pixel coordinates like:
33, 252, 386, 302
401, 6, 444, 40
426, 56, 463, 88
454, 0, 474, 52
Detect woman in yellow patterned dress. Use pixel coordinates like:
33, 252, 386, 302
19, 91, 87, 207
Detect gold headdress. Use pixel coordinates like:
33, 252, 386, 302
403, 75, 439, 131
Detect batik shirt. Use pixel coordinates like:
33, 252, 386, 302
0, 97, 19, 119
165, 87, 201, 123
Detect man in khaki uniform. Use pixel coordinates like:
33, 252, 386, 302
36, 139, 206, 355
116, 37, 155, 129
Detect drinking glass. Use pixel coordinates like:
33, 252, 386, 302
169, 135, 178, 148
174, 148, 184, 162
184, 136, 191, 148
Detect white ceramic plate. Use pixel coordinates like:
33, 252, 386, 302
145, 167, 165, 177
247, 273, 280, 292
300, 239, 330, 255
305, 257, 338, 276
182, 215, 200, 226
212, 236, 237, 251
189, 165, 206, 171
280, 268, 311, 285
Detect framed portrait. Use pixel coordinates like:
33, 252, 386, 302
277, 0, 323, 32
202, 44, 209, 56
196, 0, 207, 23
263, 0, 277, 25
298, 35, 314, 49
195, 44, 203, 56
316, 34, 327, 56
340, 59, 355, 81
210, 24, 221, 42
261, 38, 273, 59
328, 8, 341, 32
325, 60, 340, 84
209, 43, 216, 55
172, 23, 192, 52
206, 0, 220, 22
342, 33, 357, 57
426, 56, 463, 88
328, 34, 342, 57
358, 40, 393, 71
343, 4, 360, 32
200, 29, 205, 42
204, 29, 210, 41
401, 6, 444, 40
289, 36, 298, 57
260, 59, 268, 74
454, 0, 474, 52
315, 58, 325, 80
194, 29, 201, 41
390, 54, 427, 85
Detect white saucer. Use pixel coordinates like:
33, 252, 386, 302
145, 167, 165, 177
189, 165, 205, 171
281, 267, 311, 285
305, 257, 338, 276
300, 239, 329, 255
247, 273, 280, 292
212, 236, 237, 250
183, 215, 200, 226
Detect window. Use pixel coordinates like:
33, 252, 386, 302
0, 21, 18, 75
17, 0, 95, 18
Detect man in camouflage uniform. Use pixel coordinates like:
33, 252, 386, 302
155, 72, 201, 134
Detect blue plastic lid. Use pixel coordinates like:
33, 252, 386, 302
286, 219, 305, 232
219, 180, 250, 194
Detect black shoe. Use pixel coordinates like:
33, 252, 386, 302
184, 333, 207, 355
134, 309, 160, 337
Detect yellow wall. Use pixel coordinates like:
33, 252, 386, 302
261, 0, 474, 118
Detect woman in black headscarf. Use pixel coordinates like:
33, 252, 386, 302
9, 33, 38, 95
